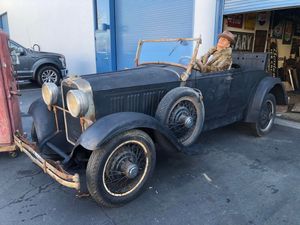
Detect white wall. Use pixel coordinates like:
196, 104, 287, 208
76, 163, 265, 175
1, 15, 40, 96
193, 0, 217, 57
0, 0, 96, 75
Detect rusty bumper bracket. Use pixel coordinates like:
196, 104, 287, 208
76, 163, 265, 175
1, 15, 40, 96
14, 134, 80, 191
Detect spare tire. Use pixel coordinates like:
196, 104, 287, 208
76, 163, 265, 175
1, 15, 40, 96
155, 87, 205, 147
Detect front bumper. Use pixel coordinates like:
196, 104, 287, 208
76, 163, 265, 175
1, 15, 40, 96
14, 134, 80, 190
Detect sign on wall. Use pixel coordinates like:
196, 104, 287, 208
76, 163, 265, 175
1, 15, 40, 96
257, 12, 267, 26
231, 31, 254, 52
244, 14, 256, 30
227, 14, 243, 28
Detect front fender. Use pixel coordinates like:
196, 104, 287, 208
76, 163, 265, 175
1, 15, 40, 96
75, 112, 183, 151
244, 76, 287, 123
28, 98, 57, 143
32, 58, 61, 79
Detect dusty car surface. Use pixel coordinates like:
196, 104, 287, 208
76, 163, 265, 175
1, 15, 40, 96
15, 37, 287, 207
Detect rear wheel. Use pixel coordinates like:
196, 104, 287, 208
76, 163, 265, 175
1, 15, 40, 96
86, 130, 156, 207
251, 93, 276, 137
36, 65, 60, 86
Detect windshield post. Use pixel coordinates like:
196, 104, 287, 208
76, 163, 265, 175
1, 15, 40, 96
180, 37, 202, 81
135, 40, 143, 67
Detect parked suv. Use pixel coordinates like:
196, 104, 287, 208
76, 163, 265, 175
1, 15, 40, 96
9, 40, 68, 86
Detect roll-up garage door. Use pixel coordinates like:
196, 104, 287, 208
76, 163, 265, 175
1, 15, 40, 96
115, 0, 194, 70
224, 0, 300, 15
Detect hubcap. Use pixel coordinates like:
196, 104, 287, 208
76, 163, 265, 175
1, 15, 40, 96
168, 99, 198, 144
179, 115, 194, 129
122, 162, 139, 179
41, 69, 58, 83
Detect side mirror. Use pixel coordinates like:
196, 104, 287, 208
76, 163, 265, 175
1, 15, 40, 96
16, 47, 25, 56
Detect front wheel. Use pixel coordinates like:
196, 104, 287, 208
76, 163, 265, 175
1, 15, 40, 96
86, 129, 156, 207
251, 93, 276, 137
36, 65, 60, 86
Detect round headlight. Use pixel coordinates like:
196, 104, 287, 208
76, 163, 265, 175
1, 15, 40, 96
66, 90, 89, 118
42, 83, 59, 106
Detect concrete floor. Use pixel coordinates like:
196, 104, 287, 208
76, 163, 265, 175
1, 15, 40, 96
1, 83, 300, 225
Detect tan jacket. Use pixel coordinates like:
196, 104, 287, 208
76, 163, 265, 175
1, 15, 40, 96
195, 47, 233, 73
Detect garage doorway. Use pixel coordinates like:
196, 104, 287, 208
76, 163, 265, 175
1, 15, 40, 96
222, 7, 300, 121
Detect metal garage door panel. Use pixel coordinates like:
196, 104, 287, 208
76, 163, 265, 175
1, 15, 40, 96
115, 0, 194, 70
224, 0, 300, 15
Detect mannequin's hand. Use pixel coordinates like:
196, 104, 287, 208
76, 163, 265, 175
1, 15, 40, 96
195, 60, 204, 71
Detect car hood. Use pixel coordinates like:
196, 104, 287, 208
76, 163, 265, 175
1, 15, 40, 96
81, 65, 185, 92
28, 49, 63, 58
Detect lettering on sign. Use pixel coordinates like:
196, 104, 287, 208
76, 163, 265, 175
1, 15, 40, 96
231, 31, 254, 52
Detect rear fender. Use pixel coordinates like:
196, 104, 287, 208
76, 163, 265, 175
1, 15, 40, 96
74, 112, 183, 152
244, 77, 287, 123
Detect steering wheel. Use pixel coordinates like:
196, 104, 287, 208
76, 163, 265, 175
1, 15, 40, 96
178, 56, 192, 65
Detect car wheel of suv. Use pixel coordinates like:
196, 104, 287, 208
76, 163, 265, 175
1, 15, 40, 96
251, 93, 276, 137
86, 129, 156, 207
37, 65, 60, 86
155, 87, 204, 147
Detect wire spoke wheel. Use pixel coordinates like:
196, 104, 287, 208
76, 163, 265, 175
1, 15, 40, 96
251, 93, 276, 137
103, 141, 148, 196
168, 99, 197, 144
86, 130, 156, 207
259, 99, 274, 131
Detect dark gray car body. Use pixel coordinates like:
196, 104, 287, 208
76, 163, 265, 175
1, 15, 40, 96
9, 40, 68, 81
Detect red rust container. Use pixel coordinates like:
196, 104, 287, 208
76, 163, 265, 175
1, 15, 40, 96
0, 30, 22, 152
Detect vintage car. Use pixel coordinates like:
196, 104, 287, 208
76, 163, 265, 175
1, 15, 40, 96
15, 37, 287, 207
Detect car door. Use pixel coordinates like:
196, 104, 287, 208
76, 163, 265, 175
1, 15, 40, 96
193, 69, 232, 120
9, 40, 33, 78
227, 68, 249, 113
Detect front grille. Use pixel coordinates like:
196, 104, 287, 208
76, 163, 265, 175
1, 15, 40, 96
61, 83, 82, 144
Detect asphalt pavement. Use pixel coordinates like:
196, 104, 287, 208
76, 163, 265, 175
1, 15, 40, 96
1, 83, 300, 225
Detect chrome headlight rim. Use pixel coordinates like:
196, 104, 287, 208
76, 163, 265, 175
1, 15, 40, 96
42, 83, 59, 106
66, 90, 89, 118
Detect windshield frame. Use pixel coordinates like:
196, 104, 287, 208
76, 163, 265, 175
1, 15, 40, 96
134, 37, 201, 81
